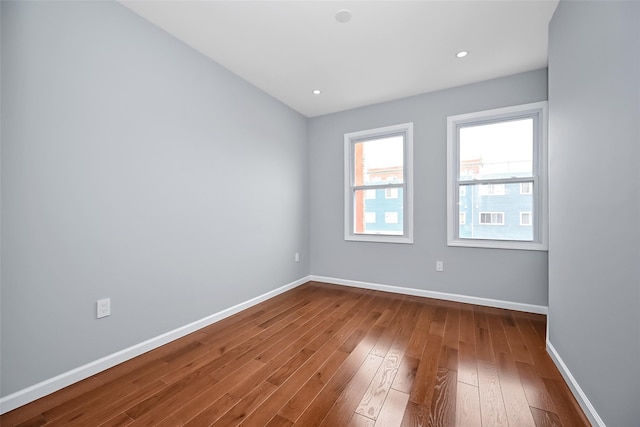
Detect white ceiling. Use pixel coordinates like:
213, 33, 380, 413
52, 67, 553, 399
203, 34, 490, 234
119, 1, 558, 118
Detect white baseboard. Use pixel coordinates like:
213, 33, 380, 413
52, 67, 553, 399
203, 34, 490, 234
310, 275, 548, 314
546, 341, 605, 427
0, 276, 311, 415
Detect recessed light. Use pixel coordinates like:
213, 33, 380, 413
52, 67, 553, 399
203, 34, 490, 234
456, 51, 469, 58
335, 9, 352, 23
312, 89, 321, 95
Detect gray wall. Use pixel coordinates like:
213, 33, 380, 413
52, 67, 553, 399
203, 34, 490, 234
309, 69, 549, 307
548, 1, 640, 426
0, 1, 309, 396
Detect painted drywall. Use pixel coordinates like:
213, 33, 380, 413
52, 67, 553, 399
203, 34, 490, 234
548, 1, 640, 425
309, 69, 549, 307
0, 0, 308, 396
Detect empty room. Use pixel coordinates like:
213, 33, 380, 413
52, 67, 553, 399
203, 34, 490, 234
1, 1, 638, 426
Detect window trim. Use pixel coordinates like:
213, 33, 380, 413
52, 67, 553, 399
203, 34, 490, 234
447, 102, 548, 251
344, 122, 413, 244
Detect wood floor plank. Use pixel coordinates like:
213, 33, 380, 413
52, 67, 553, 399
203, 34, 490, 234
355, 348, 403, 420
428, 306, 447, 337
96, 412, 134, 427
405, 303, 434, 359
495, 351, 536, 427
428, 368, 457, 427
542, 378, 591, 427
455, 381, 481, 427
349, 413, 376, 427
514, 317, 559, 379
477, 359, 508, 426
457, 340, 478, 387
374, 388, 409, 427
486, 313, 511, 356
319, 353, 383, 426
458, 306, 476, 345
172, 359, 264, 425
52, 380, 166, 427
241, 295, 376, 426
265, 414, 295, 427
391, 355, 419, 394
0, 377, 105, 427
530, 407, 563, 427
369, 300, 413, 358
442, 303, 460, 350
279, 296, 387, 424
408, 334, 442, 407
182, 393, 240, 427
474, 309, 495, 363
291, 319, 386, 426
399, 401, 428, 427
503, 318, 535, 365
275, 348, 350, 424
210, 381, 278, 427
516, 362, 557, 413
125, 370, 218, 426
0, 283, 589, 427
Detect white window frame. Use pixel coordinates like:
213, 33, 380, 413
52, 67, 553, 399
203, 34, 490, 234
344, 123, 413, 244
447, 102, 548, 250
459, 212, 466, 225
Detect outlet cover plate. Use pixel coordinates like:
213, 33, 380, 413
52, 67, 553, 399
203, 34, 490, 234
97, 298, 111, 318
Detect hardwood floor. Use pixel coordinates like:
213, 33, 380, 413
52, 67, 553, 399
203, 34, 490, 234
0, 282, 590, 427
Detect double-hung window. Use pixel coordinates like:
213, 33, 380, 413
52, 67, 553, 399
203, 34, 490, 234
344, 123, 413, 243
447, 102, 547, 250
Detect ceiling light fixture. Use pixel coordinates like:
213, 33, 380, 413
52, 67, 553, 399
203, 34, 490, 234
312, 89, 321, 95
456, 51, 469, 58
335, 9, 352, 23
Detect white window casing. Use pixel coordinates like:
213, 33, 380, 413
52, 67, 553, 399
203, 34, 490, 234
344, 123, 413, 244
447, 102, 548, 250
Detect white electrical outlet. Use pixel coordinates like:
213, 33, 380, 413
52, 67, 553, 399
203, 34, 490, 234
97, 298, 111, 318
436, 261, 444, 272
295, 252, 300, 262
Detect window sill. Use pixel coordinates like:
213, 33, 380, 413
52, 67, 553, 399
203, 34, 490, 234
448, 239, 547, 251
346, 234, 413, 244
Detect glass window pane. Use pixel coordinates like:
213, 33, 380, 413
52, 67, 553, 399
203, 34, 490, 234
354, 136, 404, 186
458, 182, 533, 241
354, 188, 404, 235
459, 118, 533, 181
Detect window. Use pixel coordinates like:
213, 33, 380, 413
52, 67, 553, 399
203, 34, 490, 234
479, 212, 504, 225
385, 212, 399, 224
365, 189, 377, 200
345, 123, 413, 243
479, 184, 505, 196
447, 102, 547, 250
385, 188, 399, 199
520, 182, 532, 194
365, 212, 376, 223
